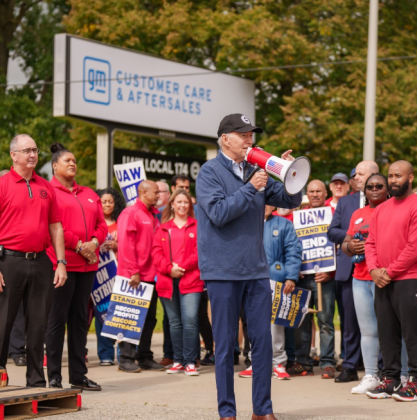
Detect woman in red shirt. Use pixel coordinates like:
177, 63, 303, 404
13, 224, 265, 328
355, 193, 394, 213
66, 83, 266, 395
342, 173, 389, 394
46, 143, 107, 391
152, 189, 203, 376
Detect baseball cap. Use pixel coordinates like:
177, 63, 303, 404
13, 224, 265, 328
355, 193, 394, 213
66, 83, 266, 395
330, 173, 349, 183
350, 168, 356, 178
217, 113, 263, 137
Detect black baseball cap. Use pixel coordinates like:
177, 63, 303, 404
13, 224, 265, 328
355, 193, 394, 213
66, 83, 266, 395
217, 113, 263, 137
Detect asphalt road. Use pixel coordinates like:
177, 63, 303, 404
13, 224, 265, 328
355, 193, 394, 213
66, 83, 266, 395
5, 333, 417, 420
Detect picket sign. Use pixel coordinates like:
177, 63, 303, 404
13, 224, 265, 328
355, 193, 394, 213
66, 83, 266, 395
113, 160, 147, 206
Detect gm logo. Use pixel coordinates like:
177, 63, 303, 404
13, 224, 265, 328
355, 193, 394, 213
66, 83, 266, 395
83, 57, 111, 105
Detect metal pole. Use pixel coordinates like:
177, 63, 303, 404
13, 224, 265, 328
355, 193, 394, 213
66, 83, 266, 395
363, 0, 379, 161
108, 127, 114, 187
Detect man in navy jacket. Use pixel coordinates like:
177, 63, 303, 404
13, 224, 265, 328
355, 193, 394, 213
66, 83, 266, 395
196, 114, 302, 420
328, 160, 379, 382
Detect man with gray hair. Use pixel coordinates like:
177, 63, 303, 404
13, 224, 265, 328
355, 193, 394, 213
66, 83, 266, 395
0, 134, 67, 387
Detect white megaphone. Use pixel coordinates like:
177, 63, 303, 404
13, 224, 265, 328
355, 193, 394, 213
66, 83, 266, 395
245, 147, 311, 195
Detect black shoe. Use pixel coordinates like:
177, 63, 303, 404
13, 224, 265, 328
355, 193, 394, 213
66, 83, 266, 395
13, 356, 27, 367
286, 360, 295, 370
200, 350, 215, 366
244, 356, 251, 368
138, 359, 165, 371
234, 353, 240, 365
71, 377, 102, 391
334, 368, 359, 383
366, 377, 401, 399
287, 363, 314, 377
49, 378, 63, 388
118, 361, 141, 373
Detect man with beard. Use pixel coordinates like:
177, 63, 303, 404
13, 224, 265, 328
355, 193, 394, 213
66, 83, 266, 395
365, 160, 417, 401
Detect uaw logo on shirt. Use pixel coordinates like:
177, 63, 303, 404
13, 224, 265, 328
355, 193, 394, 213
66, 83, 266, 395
39, 189, 48, 199
83, 57, 111, 105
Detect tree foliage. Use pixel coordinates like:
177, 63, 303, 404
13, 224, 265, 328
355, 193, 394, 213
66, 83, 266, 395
3, 0, 417, 186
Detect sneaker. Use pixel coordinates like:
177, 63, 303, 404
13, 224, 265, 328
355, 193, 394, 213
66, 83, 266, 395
184, 364, 199, 376
273, 364, 290, 380
43, 355, 47, 369
239, 365, 253, 378
321, 366, 335, 379
118, 361, 141, 373
201, 351, 215, 366
401, 374, 409, 388
393, 376, 417, 402
351, 374, 380, 394
287, 363, 314, 377
167, 363, 185, 374
99, 360, 114, 366
366, 377, 401, 399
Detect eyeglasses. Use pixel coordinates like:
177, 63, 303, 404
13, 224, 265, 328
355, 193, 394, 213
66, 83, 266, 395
12, 148, 40, 155
365, 184, 385, 191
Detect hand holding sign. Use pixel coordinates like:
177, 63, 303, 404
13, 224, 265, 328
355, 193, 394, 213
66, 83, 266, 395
129, 273, 140, 288
314, 272, 331, 283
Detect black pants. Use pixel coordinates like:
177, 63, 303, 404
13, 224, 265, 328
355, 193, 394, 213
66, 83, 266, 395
340, 277, 361, 369
375, 279, 417, 379
46, 271, 95, 384
0, 253, 53, 387
198, 290, 214, 352
8, 302, 26, 359
119, 281, 158, 363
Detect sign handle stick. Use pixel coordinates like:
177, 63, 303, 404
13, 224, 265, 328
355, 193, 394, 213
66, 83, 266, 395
317, 282, 323, 312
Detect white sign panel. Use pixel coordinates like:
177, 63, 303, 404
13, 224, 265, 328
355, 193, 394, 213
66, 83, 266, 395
54, 34, 255, 140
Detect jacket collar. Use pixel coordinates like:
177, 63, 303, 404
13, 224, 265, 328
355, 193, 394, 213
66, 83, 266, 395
161, 216, 196, 231
51, 176, 81, 194
216, 152, 255, 181
135, 199, 160, 215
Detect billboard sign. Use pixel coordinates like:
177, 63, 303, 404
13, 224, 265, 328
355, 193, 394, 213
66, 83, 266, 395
53, 34, 255, 143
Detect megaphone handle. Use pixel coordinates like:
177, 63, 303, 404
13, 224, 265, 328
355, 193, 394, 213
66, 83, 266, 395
258, 169, 265, 192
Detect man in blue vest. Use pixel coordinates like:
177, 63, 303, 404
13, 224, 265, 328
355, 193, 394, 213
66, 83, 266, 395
196, 114, 302, 420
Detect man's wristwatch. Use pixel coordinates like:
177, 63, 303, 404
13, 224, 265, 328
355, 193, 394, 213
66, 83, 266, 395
57, 259, 67, 266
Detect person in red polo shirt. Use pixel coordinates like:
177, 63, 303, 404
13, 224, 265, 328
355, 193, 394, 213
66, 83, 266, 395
45, 143, 107, 391
117, 180, 165, 373
0, 134, 67, 387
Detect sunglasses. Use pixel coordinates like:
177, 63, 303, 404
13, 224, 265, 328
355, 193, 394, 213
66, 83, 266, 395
365, 184, 385, 191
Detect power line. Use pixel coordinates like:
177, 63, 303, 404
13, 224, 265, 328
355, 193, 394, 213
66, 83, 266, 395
2, 54, 417, 89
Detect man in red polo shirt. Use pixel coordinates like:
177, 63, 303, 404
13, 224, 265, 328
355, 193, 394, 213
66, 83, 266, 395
365, 160, 417, 401
117, 180, 165, 373
0, 134, 67, 387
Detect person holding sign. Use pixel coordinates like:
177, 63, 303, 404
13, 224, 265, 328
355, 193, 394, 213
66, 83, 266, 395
365, 161, 417, 402
152, 189, 203, 376
342, 173, 402, 394
94, 188, 126, 366
289, 180, 337, 379
239, 205, 302, 380
196, 114, 301, 420
117, 180, 165, 373
45, 143, 107, 391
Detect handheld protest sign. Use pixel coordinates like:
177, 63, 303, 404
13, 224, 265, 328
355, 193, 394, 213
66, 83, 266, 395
293, 207, 335, 312
91, 250, 118, 324
270, 280, 311, 329
101, 275, 154, 345
114, 160, 147, 206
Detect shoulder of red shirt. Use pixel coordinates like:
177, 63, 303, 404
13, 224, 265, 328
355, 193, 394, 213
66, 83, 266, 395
134, 199, 160, 215
160, 217, 197, 231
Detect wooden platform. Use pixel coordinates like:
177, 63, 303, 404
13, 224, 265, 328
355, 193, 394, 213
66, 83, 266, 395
0, 371, 7, 388
0, 385, 81, 420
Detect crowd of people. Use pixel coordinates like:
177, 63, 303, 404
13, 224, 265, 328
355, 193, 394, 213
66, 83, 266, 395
0, 122, 416, 420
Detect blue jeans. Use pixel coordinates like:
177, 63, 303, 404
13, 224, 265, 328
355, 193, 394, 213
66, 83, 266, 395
95, 316, 115, 362
160, 280, 201, 367
295, 275, 336, 368
352, 278, 409, 377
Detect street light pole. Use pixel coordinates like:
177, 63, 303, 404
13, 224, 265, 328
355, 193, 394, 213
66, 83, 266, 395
363, 0, 379, 161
